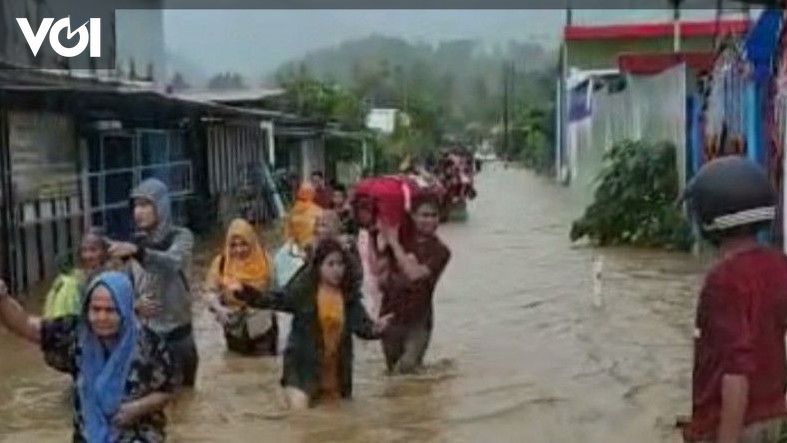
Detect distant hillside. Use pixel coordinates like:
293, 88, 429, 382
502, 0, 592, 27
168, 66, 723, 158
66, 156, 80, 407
274, 35, 557, 132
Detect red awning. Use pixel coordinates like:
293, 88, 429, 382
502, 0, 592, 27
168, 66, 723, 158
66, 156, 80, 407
618, 52, 716, 75
565, 19, 749, 41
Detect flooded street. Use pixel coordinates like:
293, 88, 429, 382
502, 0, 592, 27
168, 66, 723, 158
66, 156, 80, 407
0, 166, 708, 443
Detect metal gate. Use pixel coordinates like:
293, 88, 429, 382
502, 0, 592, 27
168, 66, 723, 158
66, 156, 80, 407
0, 110, 83, 293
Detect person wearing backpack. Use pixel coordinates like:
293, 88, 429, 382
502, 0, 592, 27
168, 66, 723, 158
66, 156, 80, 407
108, 178, 198, 388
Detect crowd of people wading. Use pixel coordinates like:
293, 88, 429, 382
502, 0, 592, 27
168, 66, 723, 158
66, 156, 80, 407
0, 144, 479, 441
2, 138, 787, 443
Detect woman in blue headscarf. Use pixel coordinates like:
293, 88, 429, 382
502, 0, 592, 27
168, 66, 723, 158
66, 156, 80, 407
0, 271, 175, 442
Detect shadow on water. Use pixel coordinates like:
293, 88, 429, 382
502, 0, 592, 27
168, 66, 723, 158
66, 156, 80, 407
0, 164, 706, 442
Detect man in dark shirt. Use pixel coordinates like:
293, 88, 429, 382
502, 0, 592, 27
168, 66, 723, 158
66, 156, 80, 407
331, 184, 357, 237
310, 171, 333, 209
379, 193, 450, 374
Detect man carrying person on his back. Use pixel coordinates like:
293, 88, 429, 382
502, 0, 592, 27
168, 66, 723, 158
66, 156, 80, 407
108, 178, 199, 388
378, 192, 451, 374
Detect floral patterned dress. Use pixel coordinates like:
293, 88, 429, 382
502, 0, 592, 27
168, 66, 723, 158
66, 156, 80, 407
40, 316, 176, 442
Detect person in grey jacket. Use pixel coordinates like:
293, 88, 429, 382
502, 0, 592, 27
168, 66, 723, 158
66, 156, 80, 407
108, 178, 199, 388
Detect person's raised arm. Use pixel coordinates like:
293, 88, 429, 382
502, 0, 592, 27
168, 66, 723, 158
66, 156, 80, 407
137, 229, 194, 273
109, 229, 194, 274
380, 226, 430, 282
0, 279, 42, 343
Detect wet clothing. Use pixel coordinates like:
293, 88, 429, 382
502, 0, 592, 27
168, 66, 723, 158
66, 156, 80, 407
380, 235, 451, 326
131, 179, 197, 387
206, 219, 278, 356
41, 272, 175, 443
167, 330, 199, 388
42, 317, 175, 442
43, 270, 83, 319
317, 284, 345, 399
381, 313, 432, 373
221, 311, 278, 356
239, 269, 380, 403
684, 247, 787, 442
44, 260, 149, 320
380, 234, 449, 373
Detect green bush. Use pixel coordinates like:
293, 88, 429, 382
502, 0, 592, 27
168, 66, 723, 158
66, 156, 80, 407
510, 107, 555, 176
570, 139, 693, 250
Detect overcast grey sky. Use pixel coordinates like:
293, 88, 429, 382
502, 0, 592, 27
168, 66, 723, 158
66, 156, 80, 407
162, 9, 721, 81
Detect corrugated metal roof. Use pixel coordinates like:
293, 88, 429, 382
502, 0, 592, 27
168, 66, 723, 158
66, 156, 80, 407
176, 87, 285, 103
0, 59, 155, 90
0, 82, 333, 136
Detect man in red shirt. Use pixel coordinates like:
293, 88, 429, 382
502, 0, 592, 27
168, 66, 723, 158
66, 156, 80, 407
379, 192, 451, 374
682, 157, 787, 442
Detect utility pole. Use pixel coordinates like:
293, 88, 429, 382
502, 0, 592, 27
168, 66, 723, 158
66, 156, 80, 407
557, 0, 572, 183
502, 61, 509, 159
672, 0, 683, 53
508, 61, 515, 157
714, 0, 724, 49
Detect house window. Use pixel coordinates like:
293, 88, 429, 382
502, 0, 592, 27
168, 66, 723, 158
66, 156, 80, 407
85, 129, 193, 239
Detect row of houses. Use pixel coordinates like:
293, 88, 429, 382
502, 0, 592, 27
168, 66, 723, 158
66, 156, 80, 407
556, 16, 751, 201
0, 69, 360, 292
0, 2, 372, 292
555, 5, 787, 251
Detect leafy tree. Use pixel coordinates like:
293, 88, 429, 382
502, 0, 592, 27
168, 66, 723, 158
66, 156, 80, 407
272, 35, 554, 150
510, 106, 553, 174
276, 71, 366, 127
570, 140, 693, 250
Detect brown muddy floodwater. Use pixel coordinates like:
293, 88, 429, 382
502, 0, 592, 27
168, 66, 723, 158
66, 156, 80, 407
0, 165, 709, 443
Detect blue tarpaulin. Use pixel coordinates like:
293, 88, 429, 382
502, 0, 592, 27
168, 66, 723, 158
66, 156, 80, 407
745, 8, 782, 83
742, 9, 783, 168
686, 95, 703, 180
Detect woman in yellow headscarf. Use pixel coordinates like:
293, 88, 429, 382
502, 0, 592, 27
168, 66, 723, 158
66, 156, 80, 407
273, 183, 323, 289
284, 183, 323, 249
207, 218, 278, 356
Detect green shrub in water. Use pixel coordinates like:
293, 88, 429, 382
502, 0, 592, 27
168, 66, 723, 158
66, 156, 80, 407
570, 139, 693, 251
